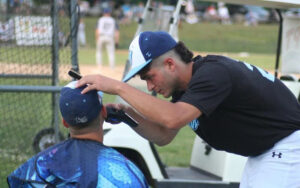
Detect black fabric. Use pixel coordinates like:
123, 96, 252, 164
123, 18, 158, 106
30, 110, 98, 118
172, 55, 300, 156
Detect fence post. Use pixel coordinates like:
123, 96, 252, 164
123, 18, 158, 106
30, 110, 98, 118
70, 0, 79, 73
51, 0, 60, 144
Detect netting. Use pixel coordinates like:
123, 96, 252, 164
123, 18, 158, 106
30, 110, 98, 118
0, 1, 76, 186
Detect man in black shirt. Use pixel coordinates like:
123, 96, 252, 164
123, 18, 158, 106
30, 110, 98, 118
77, 31, 300, 187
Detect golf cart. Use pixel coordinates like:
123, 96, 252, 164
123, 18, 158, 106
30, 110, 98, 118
102, 0, 300, 188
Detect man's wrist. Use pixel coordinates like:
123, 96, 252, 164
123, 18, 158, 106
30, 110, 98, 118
115, 81, 127, 95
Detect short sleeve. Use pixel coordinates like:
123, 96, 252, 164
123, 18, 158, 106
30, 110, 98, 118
179, 63, 232, 116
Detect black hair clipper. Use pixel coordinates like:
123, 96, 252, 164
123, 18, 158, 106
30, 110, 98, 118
68, 69, 82, 80
105, 107, 138, 127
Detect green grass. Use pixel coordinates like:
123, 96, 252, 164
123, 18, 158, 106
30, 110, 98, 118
0, 92, 53, 188
203, 52, 277, 70
180, 22, 278, 54
1, 20, 279, 65
78, 48, 129, 66
156, 126, 196, 167
83, 18, 279, 54
0, 46, 52, 64
77, 49, 277, 71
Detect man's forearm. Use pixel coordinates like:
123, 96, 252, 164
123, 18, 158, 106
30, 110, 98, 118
117, 83, 191, 129
124, 106, 178, 145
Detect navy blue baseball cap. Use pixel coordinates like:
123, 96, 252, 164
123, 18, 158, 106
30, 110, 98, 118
122, 31, 177, 82
102, 8, 111, 14
59, 81, 103, 126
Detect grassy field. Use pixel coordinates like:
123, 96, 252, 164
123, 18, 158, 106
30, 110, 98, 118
179, 23, 278, 54
78, 49, 277, 71
79, 17, 279, 68
83, 17, 279, 54
0, 19, 281, 187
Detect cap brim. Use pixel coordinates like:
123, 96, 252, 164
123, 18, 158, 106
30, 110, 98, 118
122, 59, 152, 82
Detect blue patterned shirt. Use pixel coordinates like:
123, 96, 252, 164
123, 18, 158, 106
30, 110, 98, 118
7, 139, 149, 188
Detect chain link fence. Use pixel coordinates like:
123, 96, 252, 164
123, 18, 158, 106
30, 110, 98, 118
0, 0, 79, 186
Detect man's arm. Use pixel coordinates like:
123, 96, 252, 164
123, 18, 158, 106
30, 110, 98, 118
95, 19, 100, 41
77, 75, 202, 130
95, 29, 99, 42
122, 105, 179, 146
114, 21, 120, 47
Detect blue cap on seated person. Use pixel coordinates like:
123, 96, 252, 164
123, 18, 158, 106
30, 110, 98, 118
122, 31, 177, 82
102, 8, 111, 14
59, 81, 103, 126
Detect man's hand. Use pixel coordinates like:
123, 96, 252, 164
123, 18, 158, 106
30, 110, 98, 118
105, 107, 122, 124
76, 74, 123, 95
104, 103, 124, 124
105, 103, 127, 111
105, 104, 138, 127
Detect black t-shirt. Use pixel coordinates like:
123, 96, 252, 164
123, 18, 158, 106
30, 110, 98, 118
172, 55, 300, 156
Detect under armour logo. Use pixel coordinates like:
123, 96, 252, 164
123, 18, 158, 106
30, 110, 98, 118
146, 52, 151, 57
272, 152, 282, 158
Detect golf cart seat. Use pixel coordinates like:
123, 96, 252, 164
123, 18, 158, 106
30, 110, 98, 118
278, 16, 300, 102
280, 74, 300, 102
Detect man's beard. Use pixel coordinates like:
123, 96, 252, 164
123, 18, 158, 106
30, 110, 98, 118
169, 77, 184, 97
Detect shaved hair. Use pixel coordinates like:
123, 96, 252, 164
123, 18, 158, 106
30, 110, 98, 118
139, 41, 194, 76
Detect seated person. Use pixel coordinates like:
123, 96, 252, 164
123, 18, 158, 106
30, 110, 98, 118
7, 81, 149, 188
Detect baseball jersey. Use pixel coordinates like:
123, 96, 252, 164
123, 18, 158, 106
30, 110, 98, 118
7, 139, 148, 188
172, 55, 300, 156
97, 16, 116, 37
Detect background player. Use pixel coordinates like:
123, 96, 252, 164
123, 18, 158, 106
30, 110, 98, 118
95, 8, 119, 69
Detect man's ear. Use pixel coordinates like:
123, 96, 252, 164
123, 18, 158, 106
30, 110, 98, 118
164, 58, 176, 72
62, 119, 69, 128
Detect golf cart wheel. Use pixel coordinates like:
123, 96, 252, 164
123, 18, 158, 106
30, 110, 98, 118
33, 128, 65, 153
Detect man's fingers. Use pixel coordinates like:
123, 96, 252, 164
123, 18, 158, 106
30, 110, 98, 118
115, 104, 126, 111
76, 74, 98, 88
105, 103, 121, 110
81, 85, 93, 94
105, 103, 115, 108
74, 74, 116, 95
76, 79, 87, 88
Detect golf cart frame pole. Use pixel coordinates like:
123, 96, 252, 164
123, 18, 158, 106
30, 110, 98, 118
274, 9, 283, 78
168, 0, 183, 39
70, 0, 80, 73
123, 0, 152, 79
6, 0, 11, 21
135, 0, 152, 37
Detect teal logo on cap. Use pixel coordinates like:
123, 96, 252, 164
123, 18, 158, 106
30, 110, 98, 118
128, 50, 133, 66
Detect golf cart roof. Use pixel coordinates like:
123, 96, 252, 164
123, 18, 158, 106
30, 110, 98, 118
201, 0, 300, 9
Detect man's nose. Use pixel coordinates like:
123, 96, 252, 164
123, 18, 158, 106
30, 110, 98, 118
146, 80, 154, 91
